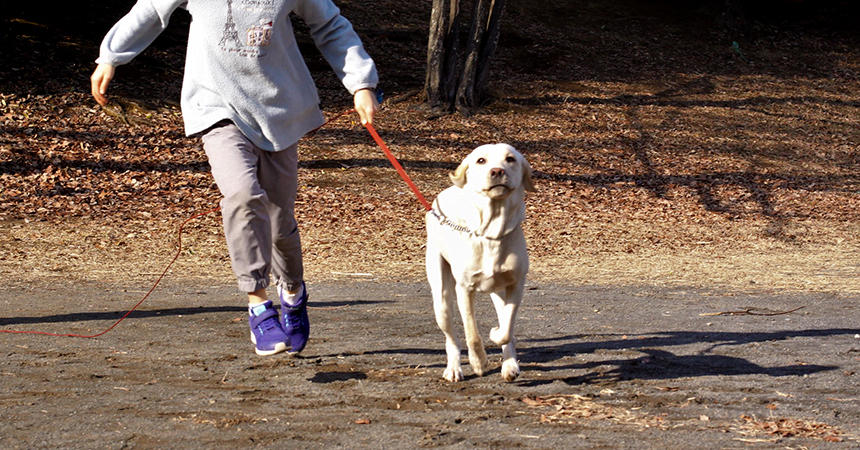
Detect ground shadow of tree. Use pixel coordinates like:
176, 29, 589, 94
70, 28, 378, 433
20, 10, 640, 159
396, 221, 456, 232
515, 328, 856, 386
0, 299, 390, 329
558, 348, 835, 386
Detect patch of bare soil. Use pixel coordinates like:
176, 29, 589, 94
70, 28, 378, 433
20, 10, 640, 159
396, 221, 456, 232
1, 0, 858, 295
1, 281, 857, 448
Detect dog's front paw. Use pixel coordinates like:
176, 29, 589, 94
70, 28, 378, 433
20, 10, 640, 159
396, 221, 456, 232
443, 366, 464, 382
501, 359, 520, 382
489, 326, 510, 345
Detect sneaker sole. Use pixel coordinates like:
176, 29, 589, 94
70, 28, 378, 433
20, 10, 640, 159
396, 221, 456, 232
250, 333, 288, 356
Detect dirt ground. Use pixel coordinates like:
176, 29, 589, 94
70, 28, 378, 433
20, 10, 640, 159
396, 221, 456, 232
1, 280, 858, 448
1, 0, 859, 448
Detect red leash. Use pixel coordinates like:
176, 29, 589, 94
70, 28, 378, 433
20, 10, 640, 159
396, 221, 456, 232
1, 206, 220, 338
364, 122, 432, 211
313, 105, 431, 211
1, 116, 429, 338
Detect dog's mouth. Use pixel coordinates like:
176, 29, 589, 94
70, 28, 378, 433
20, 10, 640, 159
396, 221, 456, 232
485, 184, 512, 198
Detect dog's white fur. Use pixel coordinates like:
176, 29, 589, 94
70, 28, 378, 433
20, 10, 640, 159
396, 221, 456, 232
425, 143, 534, 382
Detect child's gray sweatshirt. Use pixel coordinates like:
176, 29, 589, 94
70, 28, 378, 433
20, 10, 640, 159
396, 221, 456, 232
97, 0, 378, 151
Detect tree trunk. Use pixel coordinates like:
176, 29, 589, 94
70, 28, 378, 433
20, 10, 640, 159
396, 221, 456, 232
456, 0, 505, 114
424, 0, 462, 111
424, 0, 506, 115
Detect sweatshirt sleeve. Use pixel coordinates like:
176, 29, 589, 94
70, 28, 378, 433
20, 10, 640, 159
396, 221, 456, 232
95, 0, 186, 66
294, 0, 378, 94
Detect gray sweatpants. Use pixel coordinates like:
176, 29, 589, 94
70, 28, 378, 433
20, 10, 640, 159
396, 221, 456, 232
201, 121, 303, 293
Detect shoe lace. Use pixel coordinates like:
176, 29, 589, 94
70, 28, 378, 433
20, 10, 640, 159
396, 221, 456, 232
258, 315, 280, 333
284, 307, 305, 328
252, 307, 281, 335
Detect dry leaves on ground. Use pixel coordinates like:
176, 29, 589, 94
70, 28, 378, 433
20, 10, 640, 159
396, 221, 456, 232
521, 395, 668, 430
523, 395, 858, 444
1, 1, 858, 291
732, 414, 853, 443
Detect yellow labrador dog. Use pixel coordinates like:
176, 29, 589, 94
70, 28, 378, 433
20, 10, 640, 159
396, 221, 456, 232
425, 143, 534, 382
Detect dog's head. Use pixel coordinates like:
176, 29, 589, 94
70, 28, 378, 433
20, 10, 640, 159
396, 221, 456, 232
450, 144, 535, 199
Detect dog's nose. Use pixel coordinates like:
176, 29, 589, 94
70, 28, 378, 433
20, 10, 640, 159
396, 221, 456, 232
490, 168, 506, 178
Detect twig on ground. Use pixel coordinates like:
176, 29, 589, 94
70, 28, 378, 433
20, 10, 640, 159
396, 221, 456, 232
699, 306, 805, 317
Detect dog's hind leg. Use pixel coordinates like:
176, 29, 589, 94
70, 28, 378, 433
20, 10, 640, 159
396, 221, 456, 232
456, 285, 489, 377
490, 286, 522, 381
428, 253, 463, 382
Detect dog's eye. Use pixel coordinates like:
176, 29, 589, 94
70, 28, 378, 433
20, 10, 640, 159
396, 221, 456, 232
476, 158, 486, 164
505, 156, 516, 163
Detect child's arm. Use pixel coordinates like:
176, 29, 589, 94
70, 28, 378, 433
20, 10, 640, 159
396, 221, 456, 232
295, 0, 378, 101
90, 0, 186, 104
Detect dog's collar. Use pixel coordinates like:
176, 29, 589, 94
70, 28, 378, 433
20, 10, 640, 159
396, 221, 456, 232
429, 208, 475, 235
430, 208, 518, 240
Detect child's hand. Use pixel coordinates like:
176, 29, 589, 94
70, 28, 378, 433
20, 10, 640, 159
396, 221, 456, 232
90, 64, 115, 106
353, 88, 378, 125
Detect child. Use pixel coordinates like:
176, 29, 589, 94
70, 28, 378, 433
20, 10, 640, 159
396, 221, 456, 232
90, 0, 379, 356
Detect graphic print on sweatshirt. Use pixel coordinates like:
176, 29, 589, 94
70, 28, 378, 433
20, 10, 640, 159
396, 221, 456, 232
218, 0, 276, 58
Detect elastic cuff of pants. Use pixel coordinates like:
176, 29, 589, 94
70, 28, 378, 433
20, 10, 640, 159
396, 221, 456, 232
238, 279, 269, 294
275, 278, 303, 293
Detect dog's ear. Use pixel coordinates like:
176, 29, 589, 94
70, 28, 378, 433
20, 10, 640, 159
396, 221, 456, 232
521, 157, 536, 192
449, 159, 468, 188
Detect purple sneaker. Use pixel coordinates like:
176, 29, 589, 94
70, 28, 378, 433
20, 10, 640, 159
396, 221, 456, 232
278, 282, 310, 355
248, 301, 288, 356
